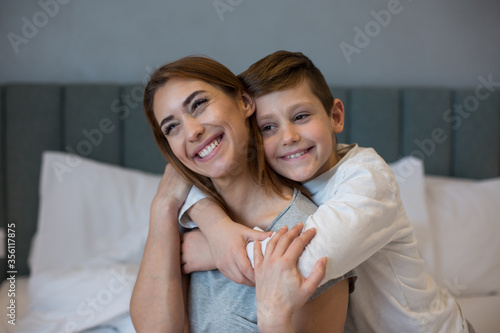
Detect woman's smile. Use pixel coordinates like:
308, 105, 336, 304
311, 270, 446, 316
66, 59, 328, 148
193, 134, 224, 160
153, 78, 254, 180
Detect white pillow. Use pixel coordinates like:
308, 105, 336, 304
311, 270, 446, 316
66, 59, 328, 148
30, 151, 161, 275
425, 175, 500, 297
388, 156, 434, 269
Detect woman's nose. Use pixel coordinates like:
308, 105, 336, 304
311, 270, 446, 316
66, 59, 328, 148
185, 117, 205, 142
281, 125, 300, 146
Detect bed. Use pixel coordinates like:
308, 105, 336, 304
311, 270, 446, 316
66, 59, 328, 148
1, 84, 499, 332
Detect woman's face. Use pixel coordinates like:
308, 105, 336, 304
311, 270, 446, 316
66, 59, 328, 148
153, 78, 255, 180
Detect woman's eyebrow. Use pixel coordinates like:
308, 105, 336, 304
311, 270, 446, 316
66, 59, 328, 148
159, 90, 207, 128
183, 90, 205, 108
159, 115, 174, 129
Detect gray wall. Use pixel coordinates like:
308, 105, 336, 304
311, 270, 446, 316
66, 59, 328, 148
1, 0, 499, 88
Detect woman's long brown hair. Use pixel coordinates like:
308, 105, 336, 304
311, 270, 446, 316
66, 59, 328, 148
144, 56, 307, 212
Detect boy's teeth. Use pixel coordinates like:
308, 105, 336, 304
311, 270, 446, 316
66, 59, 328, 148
198, 138, 221, 158
285, 150, 307, 159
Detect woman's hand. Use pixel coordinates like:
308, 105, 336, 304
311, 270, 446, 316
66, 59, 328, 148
254, 223, 327, 333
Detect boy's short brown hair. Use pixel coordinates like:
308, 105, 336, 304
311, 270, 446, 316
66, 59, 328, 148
143, 55, 307, 211
238, 50, 334, 113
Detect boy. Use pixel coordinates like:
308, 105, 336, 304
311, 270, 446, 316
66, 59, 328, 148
179, 51, 471, 332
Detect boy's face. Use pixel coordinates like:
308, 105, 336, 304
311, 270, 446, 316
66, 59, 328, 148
255, 80, 344, 183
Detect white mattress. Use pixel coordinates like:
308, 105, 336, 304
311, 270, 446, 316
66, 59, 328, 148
2, 277, 499, 333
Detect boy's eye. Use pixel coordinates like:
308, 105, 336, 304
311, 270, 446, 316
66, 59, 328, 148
260, 124, 275, 132
294, 113, 308, 121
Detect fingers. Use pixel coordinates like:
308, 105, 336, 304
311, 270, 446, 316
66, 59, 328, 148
236, 251, 256, 286
220, 266, 254, 287
263, 225, 289, 257
253, 240, 264, 269
216, 247, 255, 286
163, 163, 182, 179
153, 164, 191, 210
245, 228, 273, 242
272, 223, 304, 257
284, 227, 316, 262
303, 257, 327, 293
259, 224, 316, 268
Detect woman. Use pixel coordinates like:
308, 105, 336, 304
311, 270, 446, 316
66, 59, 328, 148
130, 56, 353, 332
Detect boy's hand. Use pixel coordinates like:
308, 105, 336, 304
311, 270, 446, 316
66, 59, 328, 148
150, 164, 191, 232
204, 217, 272, 287
152, 164, 191, 210
254, 223, 326, 330
181, 229, 216, 273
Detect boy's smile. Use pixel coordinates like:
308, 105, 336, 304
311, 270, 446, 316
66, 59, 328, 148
255, 80, 344, 183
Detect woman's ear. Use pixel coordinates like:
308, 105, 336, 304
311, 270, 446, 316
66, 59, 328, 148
330, 98, 345, 134
240, 90, 256, 118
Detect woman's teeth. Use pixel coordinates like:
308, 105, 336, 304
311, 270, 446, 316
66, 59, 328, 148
285, 150, 307, 159
198, 138, 221, 158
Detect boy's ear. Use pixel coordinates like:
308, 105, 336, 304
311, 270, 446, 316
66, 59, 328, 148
330, 98, 345, 134
240, 90, 256, 118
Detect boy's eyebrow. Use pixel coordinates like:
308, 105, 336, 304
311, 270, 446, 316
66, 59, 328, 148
257, 101, 315, 121
287, 101, 314, 110
255, 113, 276, 123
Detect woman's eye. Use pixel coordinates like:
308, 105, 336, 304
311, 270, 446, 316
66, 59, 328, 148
191, 98, 208, 112
163, 123, 177, 136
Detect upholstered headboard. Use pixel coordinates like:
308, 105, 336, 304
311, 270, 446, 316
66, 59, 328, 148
1, 84, 499, 280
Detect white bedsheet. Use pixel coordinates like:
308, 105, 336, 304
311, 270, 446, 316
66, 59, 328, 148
2, 276, 500, 332
2, 265, 138, 333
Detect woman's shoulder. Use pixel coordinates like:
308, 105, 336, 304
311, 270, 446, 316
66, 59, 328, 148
293, 190, 319, 215
267, 189, 318, 232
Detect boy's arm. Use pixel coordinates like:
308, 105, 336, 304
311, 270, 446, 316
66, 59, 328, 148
297, 166, 400, 284
182, 195, 272, 286
181, 229, 216, 273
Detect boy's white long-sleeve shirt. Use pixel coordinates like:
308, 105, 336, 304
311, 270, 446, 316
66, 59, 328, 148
178, 144, 469, 332
300, 144, 468, 333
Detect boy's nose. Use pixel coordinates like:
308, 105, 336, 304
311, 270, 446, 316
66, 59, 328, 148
281, 125, 300, 146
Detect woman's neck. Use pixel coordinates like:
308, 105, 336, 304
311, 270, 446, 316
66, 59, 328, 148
213, 172, 293, 230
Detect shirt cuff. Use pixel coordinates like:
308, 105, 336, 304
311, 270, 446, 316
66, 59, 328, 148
178, 186, 207, 228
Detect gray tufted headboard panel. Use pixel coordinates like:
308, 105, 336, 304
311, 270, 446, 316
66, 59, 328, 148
1, 84, 499, 279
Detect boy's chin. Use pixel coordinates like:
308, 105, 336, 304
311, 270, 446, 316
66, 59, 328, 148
280, 170, 315, 183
